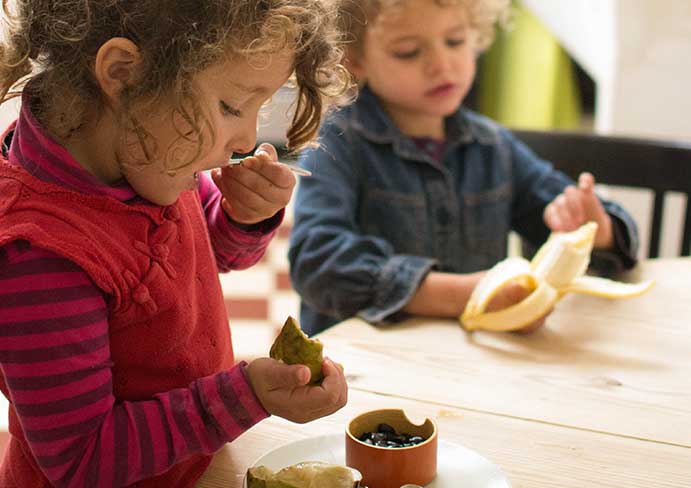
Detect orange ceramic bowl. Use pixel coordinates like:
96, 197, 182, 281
345, 409, 437, 488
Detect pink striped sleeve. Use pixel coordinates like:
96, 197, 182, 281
197, 171, 283, 272
0, 241, 268, 488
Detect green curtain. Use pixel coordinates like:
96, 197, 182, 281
477, 1, 582, 130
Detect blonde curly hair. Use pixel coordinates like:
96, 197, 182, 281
0, 0, 350, 165
338, 0, 511, 57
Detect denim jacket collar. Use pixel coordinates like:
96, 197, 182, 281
348, 85, 497, 164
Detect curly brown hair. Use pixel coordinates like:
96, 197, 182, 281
338, 0, 511, 58
0, 0, 350, 165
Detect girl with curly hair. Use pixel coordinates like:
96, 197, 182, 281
0, 1, 349, 486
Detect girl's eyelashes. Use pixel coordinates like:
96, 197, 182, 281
393, 49, 420, 60
219, 100, 242, 117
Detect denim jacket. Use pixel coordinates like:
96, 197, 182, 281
289, 86, 639, 335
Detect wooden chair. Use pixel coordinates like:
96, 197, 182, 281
512, 129, 691, 257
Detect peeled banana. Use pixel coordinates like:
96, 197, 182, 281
461, 222, 654, 332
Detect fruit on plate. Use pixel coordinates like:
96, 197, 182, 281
246, 461, 362, 487
270, 316, 324, 384
461, 222, 655, 332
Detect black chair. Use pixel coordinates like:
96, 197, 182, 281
512, 129, 691, 258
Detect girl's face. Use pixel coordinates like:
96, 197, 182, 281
119, 51, 294, 206
352, 0, 477, 138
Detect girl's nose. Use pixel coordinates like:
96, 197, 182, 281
226, 118, 258, 156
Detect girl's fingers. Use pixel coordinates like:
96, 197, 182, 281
247, 143, 297, 191
263, 361, 310, 390
212, 169, 263, 214
222, 196, 262, 223
322, 357, 345, 378
253, 142, 279, 162
227, 161, 295, 201
212, 145, 296, 224
319, 358, 348, 408
214, 164, 292, 207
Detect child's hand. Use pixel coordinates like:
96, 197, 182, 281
486, 280, 551, 333
212, 143, 296, 226
245, 357, 348, 424
543, 172, 614, 249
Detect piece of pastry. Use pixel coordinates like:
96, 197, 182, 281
247, 461, 362, 488
270, 316, 324, 385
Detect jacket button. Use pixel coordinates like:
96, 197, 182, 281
133, 285, 151, 304
152, 243, 169, 258
164, 206, 181, 221
436, 208, 450, 226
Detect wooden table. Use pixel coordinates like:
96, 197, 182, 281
198, 258, 691, 487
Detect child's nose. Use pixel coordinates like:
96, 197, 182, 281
425, 47, 452, 76
226, 119, 258, 156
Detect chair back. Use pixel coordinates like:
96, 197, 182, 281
513, 129, 691, 257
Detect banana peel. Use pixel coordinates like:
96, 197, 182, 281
461, 222, 654, 332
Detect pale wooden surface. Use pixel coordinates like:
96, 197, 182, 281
198, 258, 691, 487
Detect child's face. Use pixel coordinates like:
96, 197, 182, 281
120, 51, 294, 206
352, 0, 477, 136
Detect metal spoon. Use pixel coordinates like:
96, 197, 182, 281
226, 158, 312, 177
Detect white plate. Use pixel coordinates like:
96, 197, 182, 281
243, 433, 511, 488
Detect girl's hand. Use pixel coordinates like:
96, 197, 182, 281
245, 357, 348, 424
486, 281, 551, 333
212, 143, 296, 226
543, 172, 614, 249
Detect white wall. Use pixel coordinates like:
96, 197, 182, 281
522, 0, 691, 141
608, 1, 691, 140
520, 0, 617, 87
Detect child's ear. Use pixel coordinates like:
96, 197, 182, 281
343, 50, 366, 83
93, 38, 142, 104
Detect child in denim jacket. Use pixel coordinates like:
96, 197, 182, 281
289, 0, 639, 336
